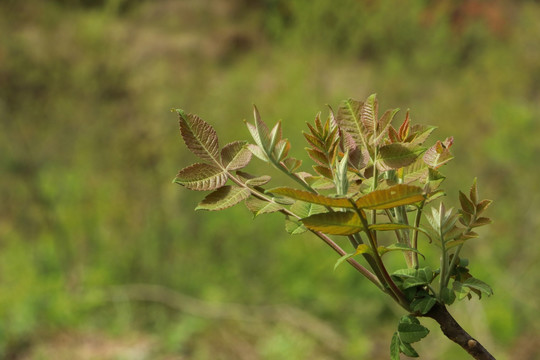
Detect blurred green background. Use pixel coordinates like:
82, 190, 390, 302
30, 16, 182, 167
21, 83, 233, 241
1, 0, 539, 359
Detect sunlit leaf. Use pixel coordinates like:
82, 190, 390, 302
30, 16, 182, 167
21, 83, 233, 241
268, 187, 353, 208
355, 184, 424, 209
236, 171, 271, 186
274, 138, 290, 161
221, 141, 252, 170
196, 185, 250, 211
378, 143, 425, 170
177, 111, 221, 163
174, 163, 227, 191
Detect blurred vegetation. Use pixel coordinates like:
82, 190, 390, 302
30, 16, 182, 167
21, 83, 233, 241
1, 0, 539, 359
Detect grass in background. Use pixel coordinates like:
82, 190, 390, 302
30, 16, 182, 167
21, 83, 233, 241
1, 0, 539, 358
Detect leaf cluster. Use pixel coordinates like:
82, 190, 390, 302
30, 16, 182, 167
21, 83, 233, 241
173, 94, 494, 359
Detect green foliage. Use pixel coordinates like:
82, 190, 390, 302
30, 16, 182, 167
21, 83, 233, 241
175, 94, 494, 359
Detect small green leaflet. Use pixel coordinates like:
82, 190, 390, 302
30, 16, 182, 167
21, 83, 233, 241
244, 196, 282, 217
285, 217, 307, 235
196, 185, 250, 211
390, 332, 401, 360
334, 244, 371, 271
410, 296, 437, 314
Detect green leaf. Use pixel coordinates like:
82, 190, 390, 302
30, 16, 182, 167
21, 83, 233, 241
441, 287, 456, 305
390, 332, 401, 360
174, 163, 227, 191
378, 143, 425, 170
355, 184, 424, 209
177, 112, 221, 164
221, 141, 252, 171
400, 341, 420, 357
463, 277, 493, 297
410, 296, 437, 315
285, 217, 307, 235
268, 187, 353, 208
334, 253, 355, 271
301, 211, 364, 235
244, 196, 282, 217
453, 281, 471, 300
378, 243, 425, 259
398, 321, 429, 343
196, 185, 250, 211
290, 201, 327, 218
274, 138, 290, 161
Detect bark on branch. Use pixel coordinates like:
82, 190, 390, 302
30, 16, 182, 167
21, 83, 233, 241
424, 303, 495, 360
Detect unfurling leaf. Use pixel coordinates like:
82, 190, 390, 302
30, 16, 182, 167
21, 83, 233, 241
174, 163, 227, 191
267, 187, 353, 208
355, 184, 424, 209
221, 141, 252, 170
283, 157, 302, 172
196, 185, 250, 211
177, 111, 221, 164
